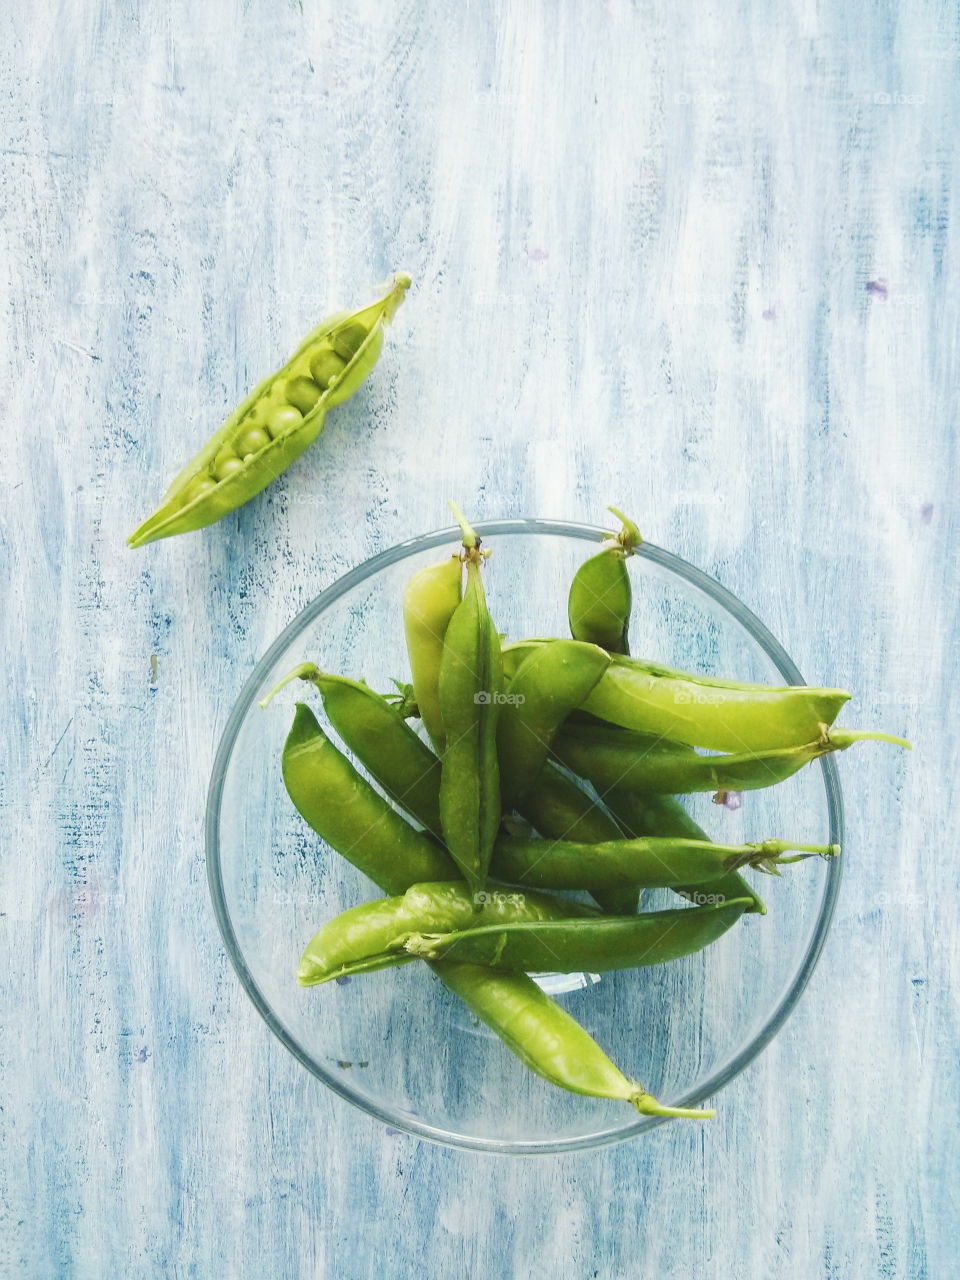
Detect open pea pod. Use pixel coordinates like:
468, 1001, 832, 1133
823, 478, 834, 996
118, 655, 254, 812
128, 273, 411, 547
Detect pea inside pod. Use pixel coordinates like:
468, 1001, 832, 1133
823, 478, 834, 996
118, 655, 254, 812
127, 273, 411, 547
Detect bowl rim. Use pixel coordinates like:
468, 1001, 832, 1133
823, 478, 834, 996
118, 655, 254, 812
206, 518, 843, 1155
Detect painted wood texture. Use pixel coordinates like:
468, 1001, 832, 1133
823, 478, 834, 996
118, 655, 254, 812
1, 1, 956, 1276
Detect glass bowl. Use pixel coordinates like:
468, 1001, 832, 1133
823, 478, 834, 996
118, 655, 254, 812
206, 519, 842, 1154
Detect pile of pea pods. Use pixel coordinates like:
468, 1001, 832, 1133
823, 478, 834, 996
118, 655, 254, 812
267, 508, 909, 1120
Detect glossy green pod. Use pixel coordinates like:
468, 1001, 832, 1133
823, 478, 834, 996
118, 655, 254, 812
403, 555, 463, 750
497, 640, 610, 808
491, 833, 839, 892
554, 723, 911, 795
263, 663, 443, 837
567, 508, 641, 654
516, 761, 640, 916
434, 962, 715, 1117
128, 273, 411, 546
603, 790, 765, 914
405, 897, 753, 972
281, 702, 455, 894
438, 510, 503, 895
502, 641, 851, 752
298, 880, 597, 986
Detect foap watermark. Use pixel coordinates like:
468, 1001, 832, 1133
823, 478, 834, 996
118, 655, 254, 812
876, 691, 926, 708
474, 691, 525, 706
674, 90, 733, 107
872, 91, 926, 106
674, 689, 726, 706
676, 890, 729, 906
474, 890, 526, 907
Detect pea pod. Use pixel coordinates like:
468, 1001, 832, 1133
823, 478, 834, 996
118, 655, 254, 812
604, 789, 766, 914
290, 701, 703, 1118
438, 508, 503, 895
407, 897, 752, 972
554, 722, 911, 795
567, 508, 641, 654
434, 961, 714, 1118
497, 640, 611, 808
264, 663, 443, 836
128, 274, 411, 546
299, 880, 597, 986
281, 702, 455, 894
516, 762, 640, 916
403, 555, 463, 749
502, 641, 850, 752
491, 833, 838, 892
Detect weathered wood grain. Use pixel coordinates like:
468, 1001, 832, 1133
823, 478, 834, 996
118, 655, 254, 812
1, 0, 956, 1275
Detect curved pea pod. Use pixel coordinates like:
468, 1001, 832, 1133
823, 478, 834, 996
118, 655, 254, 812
604, 789, 766, 914
264, 663, 443, 836
438, 512, 503, 895
503, 641, 851, 752
281, 702, 456, 895
567, 508, 641, 654
403, 555, 463, 750
432, 961, 714, 1118
299, 880, 597, 986
554, 723, 911, 795
127, 273, 411, 547
407, 897, 752, 972
516, 761, 640, 916
498, 640, 610, 808
491, 833, 839, 892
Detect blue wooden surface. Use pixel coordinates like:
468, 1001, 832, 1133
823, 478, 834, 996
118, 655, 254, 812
2, 1, 957, 1275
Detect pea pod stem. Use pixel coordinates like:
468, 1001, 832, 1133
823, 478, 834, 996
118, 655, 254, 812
604, 789, 766, 914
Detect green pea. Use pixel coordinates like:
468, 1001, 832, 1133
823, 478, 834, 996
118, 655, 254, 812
182, 475, 218, 505
211, 447, 241, 478
332, 323, 368, 360
235, 427, 271, 459
285, 377, 323, 415
309, 347, 348, 389
267, 405, 304, 438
